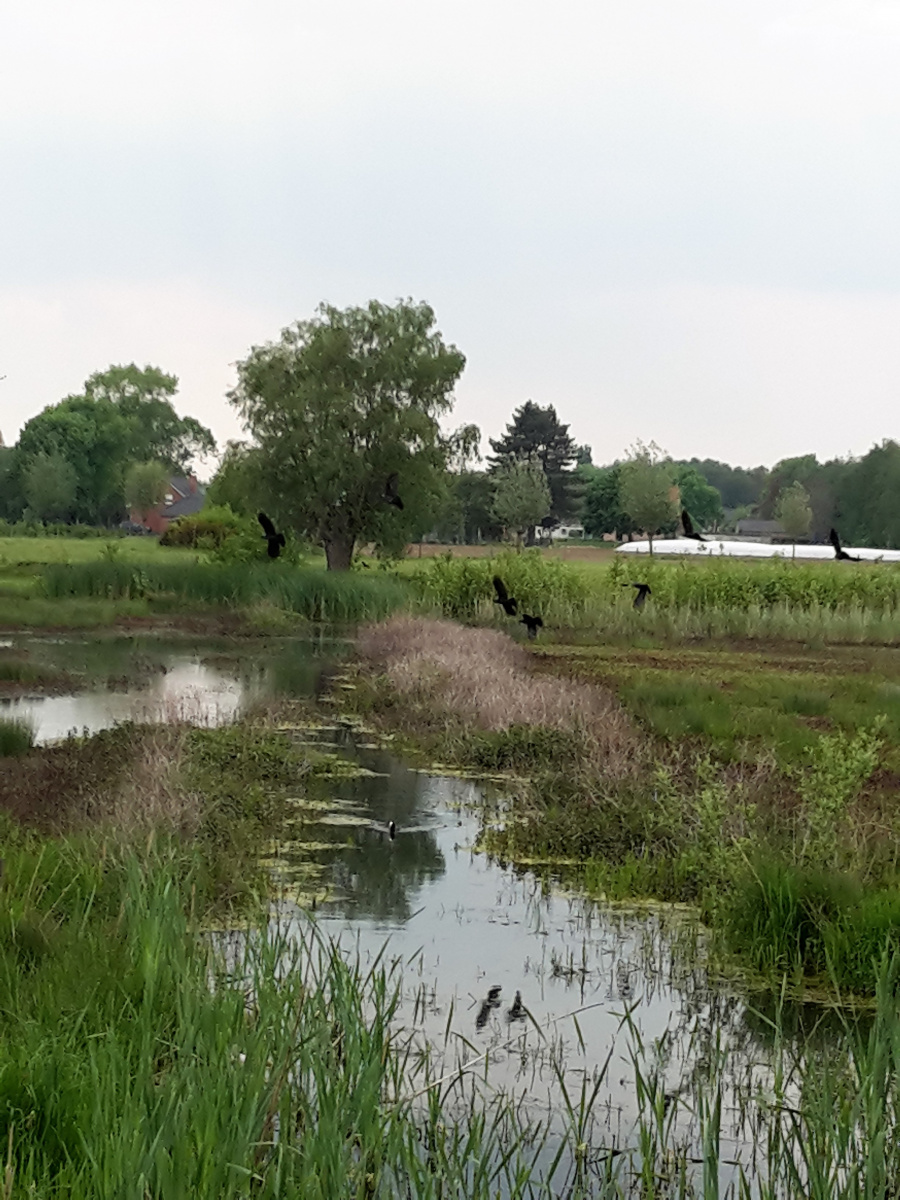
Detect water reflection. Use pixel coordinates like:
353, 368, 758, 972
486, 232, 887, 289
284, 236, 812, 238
0, 632, 350, 743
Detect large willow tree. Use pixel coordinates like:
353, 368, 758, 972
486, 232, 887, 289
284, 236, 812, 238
228, 300, 467, 569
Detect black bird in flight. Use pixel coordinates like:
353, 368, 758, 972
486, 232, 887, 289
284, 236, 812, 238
829, 528, 860, 562
384, 473, 404, 510
520, 614, 543, 639
388, 820, 396, 840
624, 582, 652, 610
257, 512, 286, 559
492, 575, 518, 616
681, 509, 706, 542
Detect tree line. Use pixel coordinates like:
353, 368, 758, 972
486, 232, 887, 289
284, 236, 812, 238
2, 298, 899, 560
0, 365, 216, 525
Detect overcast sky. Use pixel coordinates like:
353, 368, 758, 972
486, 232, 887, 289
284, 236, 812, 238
2, 0, 899, 470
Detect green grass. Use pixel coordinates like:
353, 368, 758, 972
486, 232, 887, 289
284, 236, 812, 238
542, 642, 900, 769
0, 718, 34, 756
41, 560, 412, 622
0, 536, 199, 567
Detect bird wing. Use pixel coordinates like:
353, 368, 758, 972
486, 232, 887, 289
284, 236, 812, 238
681, 509, 695, 537
492, 575, 509, 602
258, 512, 277, 538
829, 528, 842, 555
638, 584, 651, 597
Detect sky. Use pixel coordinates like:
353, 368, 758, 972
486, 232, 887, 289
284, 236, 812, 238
2, 0, 900, 471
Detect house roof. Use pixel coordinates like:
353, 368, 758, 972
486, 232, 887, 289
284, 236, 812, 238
168, 475, 193, 497
164, 492, 206, 518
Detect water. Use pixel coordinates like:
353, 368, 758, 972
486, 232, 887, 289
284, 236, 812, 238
262, 723, 781, 1184
0, 631, 346, 743
0, 633, 834, 1187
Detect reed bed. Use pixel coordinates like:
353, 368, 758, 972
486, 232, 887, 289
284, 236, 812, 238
41, 561, 411, 622
358, 615, 640, 777
0, 717, 34, 757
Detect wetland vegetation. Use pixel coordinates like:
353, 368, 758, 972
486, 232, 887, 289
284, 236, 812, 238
5, 537, 900, 1193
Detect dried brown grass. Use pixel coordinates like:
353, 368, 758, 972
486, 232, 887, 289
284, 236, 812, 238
0, 723, 200, 837
358, 615, 641, 776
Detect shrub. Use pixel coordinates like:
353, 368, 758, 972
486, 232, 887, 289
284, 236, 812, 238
159, 505, 245, 549
0, 718, 34, 757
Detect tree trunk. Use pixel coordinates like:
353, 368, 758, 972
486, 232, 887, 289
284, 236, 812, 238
649, 532, 654, 556
324, 537, 355, 571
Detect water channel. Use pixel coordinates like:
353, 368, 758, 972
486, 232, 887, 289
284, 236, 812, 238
0, 631, 844, 1190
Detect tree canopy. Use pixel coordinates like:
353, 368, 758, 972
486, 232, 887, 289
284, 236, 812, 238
674, 465, 724, 530
619, 442, 677, 553
23, 453, 78, 522
488, 401, 577, 523
11, 364, 215, 525
582, 464, 629, 539
227, 299, 467, 569
84, 364, 216, 471
491, 456, 552, 544
775, 481, 813, 554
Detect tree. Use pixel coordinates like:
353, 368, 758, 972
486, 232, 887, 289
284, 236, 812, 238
488, 401, 577, 525
206, 441, 263, 517
775, 481, 812, 556
227, 299, 466, 570
84, 364, 216, 471
124, 461, 170, 515
674, 458, 769, 509
0, 447, 25, 522
22, 453, 78, 522
491, 456, 551, 545
618, 441, 677, 555
674, 465, 724, 530
16, 395, 130, 524
836, 440, 900, 548
582, 464, 629, 539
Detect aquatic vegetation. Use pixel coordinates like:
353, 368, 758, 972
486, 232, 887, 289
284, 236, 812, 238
0, 717, 34, 757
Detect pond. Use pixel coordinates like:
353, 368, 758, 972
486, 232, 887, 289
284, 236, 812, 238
0, 632, 845, 1191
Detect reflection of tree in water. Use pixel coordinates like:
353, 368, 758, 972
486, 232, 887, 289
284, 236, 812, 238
299, 737, 448, 923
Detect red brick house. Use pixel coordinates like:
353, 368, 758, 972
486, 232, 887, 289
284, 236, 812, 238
130, 474, 206, 535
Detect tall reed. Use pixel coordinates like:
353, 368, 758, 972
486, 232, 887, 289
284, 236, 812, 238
41, 561, 411, 622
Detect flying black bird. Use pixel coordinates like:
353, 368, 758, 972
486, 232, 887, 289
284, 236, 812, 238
829, 528, 860, 562
520, 614, 543, 639
384, 473, 404, 510
624, 582, 652, 610
388, 820, 396, 840
681, 509, 706, 542
492, 575, 518, 616
257, 512, 286, 559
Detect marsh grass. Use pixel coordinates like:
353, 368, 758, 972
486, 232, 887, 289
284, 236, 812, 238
358, 615, 640, 778
0, 718, 34, 757
11, 833, 900, 1196
42, 561, 411, 622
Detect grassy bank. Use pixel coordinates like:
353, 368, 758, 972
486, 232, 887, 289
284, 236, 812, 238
346, 616, 900, 996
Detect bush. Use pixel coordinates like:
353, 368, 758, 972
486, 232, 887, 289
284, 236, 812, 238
159, 505, 245, 549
